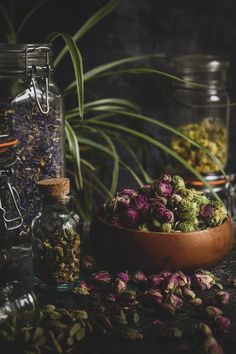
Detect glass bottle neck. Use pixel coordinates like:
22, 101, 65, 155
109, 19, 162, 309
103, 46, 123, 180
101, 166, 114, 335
41, 196, 71, 212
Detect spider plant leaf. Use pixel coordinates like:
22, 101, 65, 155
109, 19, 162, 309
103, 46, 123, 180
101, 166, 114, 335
65, 121, 83, 190
0, 3, 16, 42
96, 130, 119, 195
64, 54, 165, 94
48, 32, 84, 120
88, 109, 227, 180
87, 119, 221, 201
17, 0, 49, 37
84, 98, 139, 112
53, 0, 119, 67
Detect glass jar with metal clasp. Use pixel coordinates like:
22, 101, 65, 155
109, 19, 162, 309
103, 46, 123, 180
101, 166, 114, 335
0, 44, 65, 241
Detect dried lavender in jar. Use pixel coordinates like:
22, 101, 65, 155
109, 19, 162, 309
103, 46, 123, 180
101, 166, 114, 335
0, 44, 65, 240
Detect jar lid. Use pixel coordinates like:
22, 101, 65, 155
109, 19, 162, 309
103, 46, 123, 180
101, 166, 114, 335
0, 43, 53, 75
37, 178, 70, 197
171, 54, 230, 88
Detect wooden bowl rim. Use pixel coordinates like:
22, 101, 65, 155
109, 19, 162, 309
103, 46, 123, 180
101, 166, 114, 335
95, 214, 232, 237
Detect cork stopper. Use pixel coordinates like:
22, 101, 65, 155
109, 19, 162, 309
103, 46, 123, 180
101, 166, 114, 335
37, 178, 70, 197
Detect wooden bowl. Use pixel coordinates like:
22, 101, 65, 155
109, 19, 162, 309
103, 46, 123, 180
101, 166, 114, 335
90, 215, 234, 272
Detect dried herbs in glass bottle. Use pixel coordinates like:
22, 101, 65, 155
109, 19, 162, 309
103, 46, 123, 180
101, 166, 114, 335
0, 44, 64, 241
32, 178, 82, 291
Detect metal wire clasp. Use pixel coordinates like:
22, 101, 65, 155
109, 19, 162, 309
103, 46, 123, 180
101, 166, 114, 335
0, 169, 23, 231
25, 46, 50, 115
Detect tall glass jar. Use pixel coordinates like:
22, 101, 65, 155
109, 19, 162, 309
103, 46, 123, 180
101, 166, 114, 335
32, 178, 82, 291
0, 44, 64, 241
170, 55, 230, 175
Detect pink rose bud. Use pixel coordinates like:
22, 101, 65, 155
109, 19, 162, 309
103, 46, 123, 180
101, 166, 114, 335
193, 274, 215, 291
149, 274, 164, 288
162, 303, 176, 316
132, 271, 147, 283
82, 255, 96, 272
183, 287, 196, 299
114, 278, 127, 294
166, 274, 179, 292
163, 209, 174, 223
121, 188, 137, 198
196, 322, 212, 336
206, 306, 223, 319
168, 294, 183, 309
215, 316, 231, 332
156, 181, 173, 198
117, 272, 129, 283
148, 289, 163, 305
160, 174, 172, 183
189, 297, 203, 306
177, 271, 191, 288
117, 195, 130, 209
80, 280, 95, 291
203, 336, 224, 354
121, 209, 139, 227
152, 319, 164, 326
93, 271, 111, 284
216, 291, 230, 305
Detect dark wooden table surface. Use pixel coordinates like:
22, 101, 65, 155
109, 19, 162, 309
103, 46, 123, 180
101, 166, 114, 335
1, 230, 236, 354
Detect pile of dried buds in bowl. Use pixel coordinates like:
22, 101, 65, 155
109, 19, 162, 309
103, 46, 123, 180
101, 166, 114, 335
100, 174, 228, 232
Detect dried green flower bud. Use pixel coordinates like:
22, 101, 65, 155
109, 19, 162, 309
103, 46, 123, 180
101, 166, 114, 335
176, 221, 196, 232
177, 199, 199, 221
161, 223, 172, 232
172, 175, 185, 192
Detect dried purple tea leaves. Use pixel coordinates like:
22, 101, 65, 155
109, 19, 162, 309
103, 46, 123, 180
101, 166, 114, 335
4, 100, 64, 240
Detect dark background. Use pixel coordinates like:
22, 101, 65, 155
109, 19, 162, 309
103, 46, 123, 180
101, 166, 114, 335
0, 0, 236, 171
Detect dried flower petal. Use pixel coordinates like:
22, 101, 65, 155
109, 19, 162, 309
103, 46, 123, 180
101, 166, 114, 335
216, 291, 230, 305
215, 316, 231, 332
206, 306, 223, 319
93, 271, 111, 284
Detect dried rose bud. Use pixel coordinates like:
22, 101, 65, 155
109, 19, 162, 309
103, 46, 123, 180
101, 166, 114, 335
139, 184, 154, 196
121, 188, 137, 198
163, 209, 174, 223
216, 291, 230, 305
106, 293, 117, 302
215, 316, 231, 332
200, 204, 213, 219
193, 274, 215, 291
177, 271, 191, 288
130, 194, 148, 211
164, 327, 182, 339
229, 276, 236, 288
132, 271, 147, 283
149, 274, 163, 288
82, 255, 96, 272
147, 289, 163, 305
149, 196, 168, 206
189, 297, 203, 306
206, 306, 223, 319
168, 294, 183, 309
93, 271, 111, 284
165, 274, 179, 292
203, 336, 224, 354
121, 209, 139, 227
196, 322, 212, 336
116, 195, 130, 210
80, 280, 95, 291
117, 272, 129, 283
114, 278, 127, 294
183, 287, 196, 299
119, 290, 137, 305
160, 174, 172, 183
156, 181, 173, 198
152, 203, 166, 220
162, 303, 176, 316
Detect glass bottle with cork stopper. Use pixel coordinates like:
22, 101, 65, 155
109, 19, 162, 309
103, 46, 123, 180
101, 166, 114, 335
31, 178, 82, 291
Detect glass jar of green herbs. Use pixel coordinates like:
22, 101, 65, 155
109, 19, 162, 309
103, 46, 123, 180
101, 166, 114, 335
32, 178, 82, 291
170, 55, 230, 174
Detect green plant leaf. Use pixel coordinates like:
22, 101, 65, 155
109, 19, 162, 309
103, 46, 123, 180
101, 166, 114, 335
53, 0, 119, 67
17, 0, 49, 38
64, 54, 165, 94
65, 121, 83, 190
48, 32, 84, 120
86, 119, 221, 201
84, 98, 139, 112
0, 3, 16, 42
